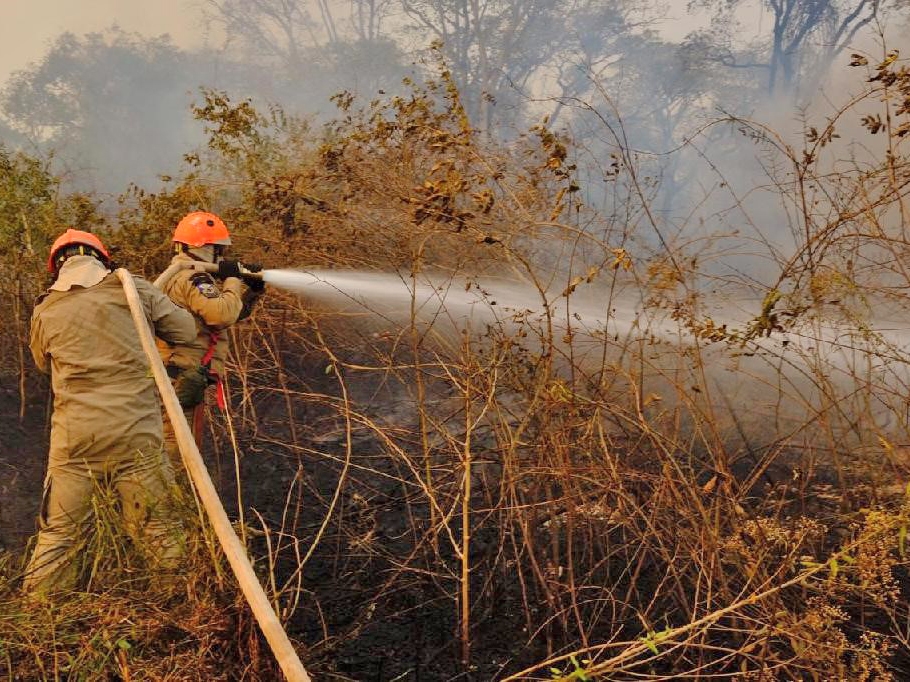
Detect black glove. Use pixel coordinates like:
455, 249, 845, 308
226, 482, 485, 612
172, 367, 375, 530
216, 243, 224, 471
174, 366, 209, 408
242, 262, 265, 291
217, 259, 242, 279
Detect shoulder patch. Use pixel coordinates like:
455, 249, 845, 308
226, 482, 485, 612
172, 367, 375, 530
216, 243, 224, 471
190, 272, 220, 299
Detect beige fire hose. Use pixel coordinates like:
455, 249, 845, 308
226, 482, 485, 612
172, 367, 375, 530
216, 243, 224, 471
116, 269, 311, 682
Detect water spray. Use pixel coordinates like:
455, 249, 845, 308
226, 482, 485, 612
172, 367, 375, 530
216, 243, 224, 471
156, 262, 618, 328
152, 259, 910, 448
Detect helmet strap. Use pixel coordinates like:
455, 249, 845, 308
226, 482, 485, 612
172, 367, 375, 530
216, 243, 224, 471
53, 245, 106, 272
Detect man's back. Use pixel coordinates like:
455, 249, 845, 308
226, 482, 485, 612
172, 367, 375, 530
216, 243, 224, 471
31, 266, 195, 464
156, 252, 247, 376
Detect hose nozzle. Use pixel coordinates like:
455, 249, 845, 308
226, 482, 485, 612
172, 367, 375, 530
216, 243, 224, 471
196, 261, 264, 280
153, 260, 265, 289
238, 263, 264, 280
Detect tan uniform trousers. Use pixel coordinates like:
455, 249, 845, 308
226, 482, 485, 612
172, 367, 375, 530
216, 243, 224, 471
23, 449, 183, 594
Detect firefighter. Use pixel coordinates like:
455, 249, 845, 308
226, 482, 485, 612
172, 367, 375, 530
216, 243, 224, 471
24, 229, 197, 594
155, 211, 263, 465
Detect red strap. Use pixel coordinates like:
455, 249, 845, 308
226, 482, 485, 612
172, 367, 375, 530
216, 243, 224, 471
213, 374, 227, 410
201, 329, 227, 411
201, 330, 220, 367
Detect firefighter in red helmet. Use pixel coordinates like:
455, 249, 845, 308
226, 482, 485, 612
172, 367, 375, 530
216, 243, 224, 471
156, 212, 264, 465
25, 229, 196, 593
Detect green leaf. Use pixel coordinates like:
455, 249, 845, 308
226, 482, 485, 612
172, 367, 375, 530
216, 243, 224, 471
642, 632, 659, 655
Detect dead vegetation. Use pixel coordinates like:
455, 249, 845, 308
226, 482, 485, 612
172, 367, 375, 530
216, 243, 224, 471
3, 52, 910, 680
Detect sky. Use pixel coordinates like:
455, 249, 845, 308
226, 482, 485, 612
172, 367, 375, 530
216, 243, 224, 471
0, 0, 212, 85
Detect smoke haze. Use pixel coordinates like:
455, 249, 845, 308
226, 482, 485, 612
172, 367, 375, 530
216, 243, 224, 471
1, 0, 907, 279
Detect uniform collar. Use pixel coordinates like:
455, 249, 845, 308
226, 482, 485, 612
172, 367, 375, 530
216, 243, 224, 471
50, 255, 110, 292
187, 244, 216, 263
173, 250, 216, 265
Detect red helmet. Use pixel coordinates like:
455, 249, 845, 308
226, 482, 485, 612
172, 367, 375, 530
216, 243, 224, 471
172, 211, 232, 247
47, 229, 111, 273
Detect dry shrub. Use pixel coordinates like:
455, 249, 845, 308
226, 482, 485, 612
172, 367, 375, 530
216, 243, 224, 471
5, 50, 910, 680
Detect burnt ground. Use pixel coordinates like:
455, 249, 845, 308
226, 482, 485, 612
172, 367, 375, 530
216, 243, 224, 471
0, 368, 539, 681
7, 355, 910, 680
216, 368, 545, 681
0, 379, 48, 556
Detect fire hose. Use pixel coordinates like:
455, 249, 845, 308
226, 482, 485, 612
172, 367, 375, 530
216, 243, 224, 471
116, 268, 310, 682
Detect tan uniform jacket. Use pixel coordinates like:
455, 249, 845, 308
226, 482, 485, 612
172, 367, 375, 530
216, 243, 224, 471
30, 267, 197, 467
155, 253, 254, 376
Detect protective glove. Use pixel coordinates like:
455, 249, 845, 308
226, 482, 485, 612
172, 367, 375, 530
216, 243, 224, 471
216, 259, 242, 280
174, 366, 209, 408
242, 262, 265, 292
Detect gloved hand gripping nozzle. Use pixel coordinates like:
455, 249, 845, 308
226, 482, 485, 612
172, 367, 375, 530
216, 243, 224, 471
215, 259, 263, 280
216, 260, 265, 291
154, 259, 266, 289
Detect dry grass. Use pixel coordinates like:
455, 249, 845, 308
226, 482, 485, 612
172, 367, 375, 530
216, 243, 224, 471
0, 483, 286, 680
3, 53, 910, 679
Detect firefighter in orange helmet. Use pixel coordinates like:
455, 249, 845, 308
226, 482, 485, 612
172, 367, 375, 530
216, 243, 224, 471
155, 211, 264, 466
25, 229, 197, 593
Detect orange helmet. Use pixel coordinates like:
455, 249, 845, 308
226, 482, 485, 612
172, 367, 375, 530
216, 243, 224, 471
172, 211, 232, 247
47, 229, 111, 273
